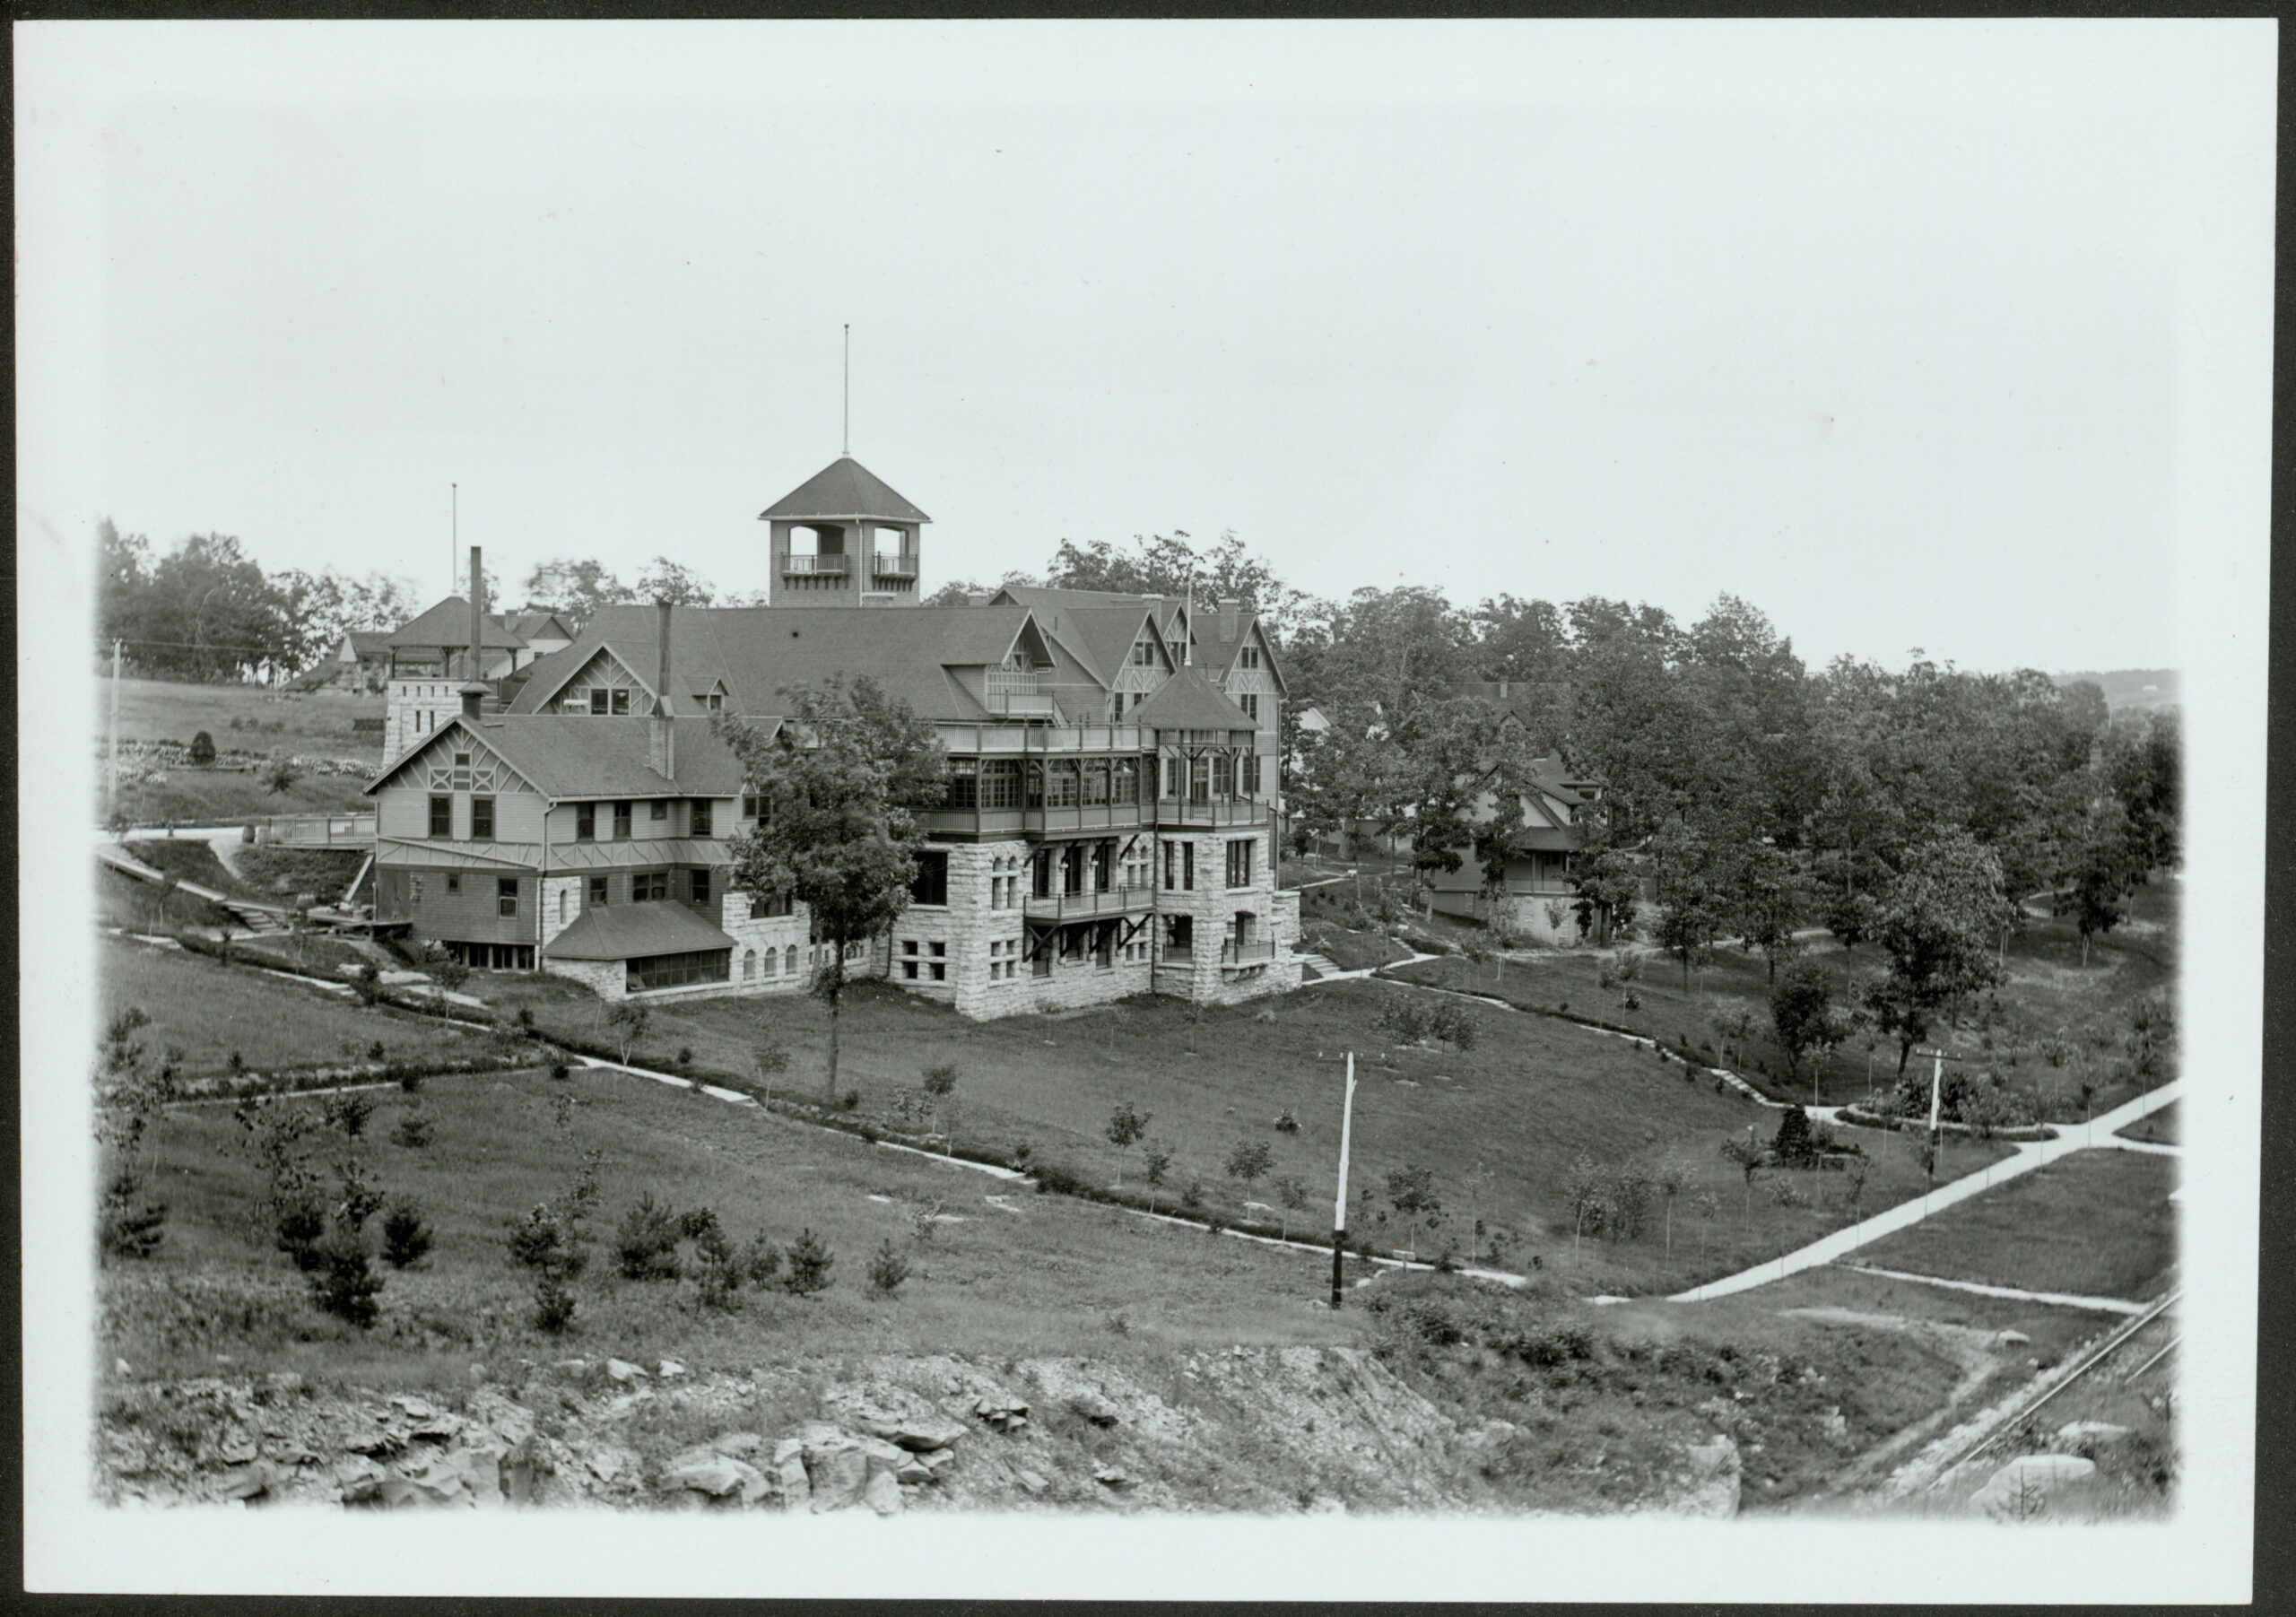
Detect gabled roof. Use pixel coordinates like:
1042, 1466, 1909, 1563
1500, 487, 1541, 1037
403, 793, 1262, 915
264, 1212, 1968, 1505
761, 456, 931, 523
1022, 603, 1168, 685
388, 596, 527, 650
507, 604, 1039, 725
1128, 665, 1256, 733
363, 713, 749, 800
503, 611, 577, 642
544, 901, 740, 962
344, 630, 394, 658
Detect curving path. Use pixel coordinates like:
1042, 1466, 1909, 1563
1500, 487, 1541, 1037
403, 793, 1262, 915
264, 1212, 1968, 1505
1667, 1080, 2183, 1302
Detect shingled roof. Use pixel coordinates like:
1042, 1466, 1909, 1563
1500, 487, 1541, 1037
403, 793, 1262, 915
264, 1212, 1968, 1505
507, 604, 1042, 725
1127, 665, 1255, 733
761, 456, 931, 523
387, 596, 527, 650
1023, 603, 1167, 685
544, 901, 740, 962
364, 713, 749, 801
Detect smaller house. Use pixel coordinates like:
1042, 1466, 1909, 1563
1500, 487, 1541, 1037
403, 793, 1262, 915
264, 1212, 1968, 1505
501, 611, 578, 661
1420, 755, 1602, 943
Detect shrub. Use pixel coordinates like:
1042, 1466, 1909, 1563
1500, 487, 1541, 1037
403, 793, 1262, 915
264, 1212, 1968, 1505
1771, 1105, 1819, 1167
691, 1226, 745, 1312
676, 1046, 694, 1069
550, 1060, 572, 1082
839, 1089, 861, 1112
613, 1194, 684, 1282
743, 1232, 783, 1287
325, 1091, 375, 1139
1274, 1108, 1300, 1135
784, 1229, 834, 1294
367, 1040, 387, 1062
380, 1202, 434, 1269
435, 956, 471, 995
263, 755, 301, 795
866, 1239, 910, 1296
99, 1171, 169, 1263
309, 1230, 383, 1327
532, 1271, 577, 1334
274, 1195, 328, 1272
1431, 1001, 1480, 1050
390, 1108, 433, 1150
354, 966, 384, 1007
187, 731, 216, 766
1622, 991, 1641, 1012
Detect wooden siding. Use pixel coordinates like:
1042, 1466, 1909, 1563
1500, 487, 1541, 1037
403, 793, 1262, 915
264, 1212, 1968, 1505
375, 783, 546, 844
375, 867, 539, 945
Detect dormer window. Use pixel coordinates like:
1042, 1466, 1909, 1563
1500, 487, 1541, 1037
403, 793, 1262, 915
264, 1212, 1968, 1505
1239, 646, 1263, 670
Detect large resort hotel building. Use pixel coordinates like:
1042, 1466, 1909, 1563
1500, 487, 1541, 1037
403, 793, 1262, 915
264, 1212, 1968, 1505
363, 455, 1302, 1019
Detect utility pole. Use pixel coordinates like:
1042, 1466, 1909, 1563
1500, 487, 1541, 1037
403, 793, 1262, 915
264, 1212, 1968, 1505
107, 639, 123, 819
1330, 1051, 1357, 1308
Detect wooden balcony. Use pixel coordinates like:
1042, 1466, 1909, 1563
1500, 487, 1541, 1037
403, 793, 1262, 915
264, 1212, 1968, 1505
1222, 938, 1279, 967
871, 554, 918, 580
781, 554, 848, 576
1022, 884, 1152, 923
1152, 797, 1271, 830
984, 669, 1057, 717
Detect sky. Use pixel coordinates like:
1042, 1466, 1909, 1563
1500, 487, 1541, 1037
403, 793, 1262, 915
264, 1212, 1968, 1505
25, 22, 2272, 674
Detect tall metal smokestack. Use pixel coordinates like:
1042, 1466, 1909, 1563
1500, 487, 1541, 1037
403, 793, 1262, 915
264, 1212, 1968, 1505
650, 599, 676, 778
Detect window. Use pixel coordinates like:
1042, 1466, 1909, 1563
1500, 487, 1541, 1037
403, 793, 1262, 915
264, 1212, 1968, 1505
633, 871, 668, 902
755, 889, 794, 918
1164, 757, 1181, 798
650, 799, 668, 822
742, 791, 763, 821
1094, 840, 1115, 891
1161, 839, 1176, 891
626, 949, 730, 993
576, 803, 596, 840
1133, 638, 1155, 666
761, 948, 778, 978
612, 689, 631, 716
1240, 646, 1262, 670
430, 795, 452, 838
744, 949, 757, 979
910, 850, 949, 907
1190, 756, 1213, 803
945, 759, 978, 809
1114, 757, 1139, 805
1062, 846, 1085, 897
980, 760, 1022, 811
1240, 693, 1259, 722
590, 690, 611, 716
1227, 838, 1255, 889
446, 873, 461, 896
1083, 759, 1110, 806
1025, 761, 1044, 810
1244, 755, 1263, 795
558, 890, 568, 924
1183, 843, 1196, 890
784, 944, 798, 977
1212, 754, 1235, 798
691, 800, 713, 838
1046, 760, 1079, 810
691, 868, 711, 905
613, 801, 633, 839
498, 877, 519, 917
471, 795, 495, 841
1032, 849, 1054, 900
589, 874, 609, 907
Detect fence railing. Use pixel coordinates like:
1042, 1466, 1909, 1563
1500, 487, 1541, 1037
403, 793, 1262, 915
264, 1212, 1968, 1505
1022, 884, 1152, 922
1222, 938, 1278, 965
251, 813, 378, 848
781, 554, 848, 576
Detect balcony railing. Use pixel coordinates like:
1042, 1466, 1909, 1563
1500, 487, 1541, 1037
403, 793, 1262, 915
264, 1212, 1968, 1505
984, 668, 1057, 717
1222, 938, 1279, 966
872, 554, 918, 579
781, 554, 848, 576
1022, 884, 1152, 922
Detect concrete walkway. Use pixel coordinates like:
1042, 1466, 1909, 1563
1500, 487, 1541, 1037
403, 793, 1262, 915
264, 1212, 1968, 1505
1839, 1263, 2150, 1317
1667, 1080, 2183, 1302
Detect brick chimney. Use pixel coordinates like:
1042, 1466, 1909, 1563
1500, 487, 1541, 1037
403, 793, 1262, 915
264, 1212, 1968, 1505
1219, 596, 1241, 641
456, 543, 491, 719
649, 599, 675, 778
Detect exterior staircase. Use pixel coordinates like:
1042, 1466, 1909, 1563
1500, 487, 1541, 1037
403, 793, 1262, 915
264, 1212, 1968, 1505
1297, 951, 1342, 979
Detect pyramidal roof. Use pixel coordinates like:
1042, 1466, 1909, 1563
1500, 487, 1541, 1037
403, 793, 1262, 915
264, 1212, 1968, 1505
1128, 665, 1255, 733
761, 456, 931, 523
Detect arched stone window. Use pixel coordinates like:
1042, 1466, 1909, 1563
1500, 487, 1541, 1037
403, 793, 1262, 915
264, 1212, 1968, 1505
743, 949, 757, 979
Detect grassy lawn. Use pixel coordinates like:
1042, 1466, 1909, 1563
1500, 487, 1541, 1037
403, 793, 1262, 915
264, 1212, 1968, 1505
471, 970, 2013, 1298
1390, 876, 2178, 1122
1853, 1151, 2177, 1301
2118, 1100, 2179, 1145
102, 675, 382, 756
99, 935, 488, 1077
103, 1061, 1368, 1389
121, 838, 368, 908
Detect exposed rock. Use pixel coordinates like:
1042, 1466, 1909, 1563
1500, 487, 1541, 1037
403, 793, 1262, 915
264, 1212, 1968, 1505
219, 1460, 278, 1501
265, 1370, 303, 1398
894, 1455, 935, 1485
2055, 1421, 2134, 1453
712, 1431, 766, 1459
1674, 1435, 1741, 1517
657, 1359, 687, 1380
773, 1439, 812, 1512
802, 1429, 872, 1513
848, 1405, 970, 1452
1066, 1391, 1121, 1428
504, 1434, 552, 1505
1819, 1406, 1851, 1446
605, 1358, 648, 1384
1016, 1468, 1049, 1495
918, 1447, 959, 1479
973, 1392, 1031, 1432
863, 1467, 905, 1516
334, 1455, 389, 1503
1094, 1465, 1133, 1490
219, 1430, 259, 1465
1996, 1330, 2031, 1347
663, 1445, 766, 1501
1972, 1453, 2097, 1515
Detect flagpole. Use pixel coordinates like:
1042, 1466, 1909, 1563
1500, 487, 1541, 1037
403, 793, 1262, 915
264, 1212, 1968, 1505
1331, 1052, 1356, 1308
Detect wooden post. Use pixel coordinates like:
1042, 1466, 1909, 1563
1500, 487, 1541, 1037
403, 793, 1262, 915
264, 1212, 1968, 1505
1330, 1051, 1356, 1308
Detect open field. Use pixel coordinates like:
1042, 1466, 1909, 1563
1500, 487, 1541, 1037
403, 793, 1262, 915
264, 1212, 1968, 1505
1387, 875, 2179, 1121
98, 935, 490, 1078
100, 675, 381, 822
465, 970, 2013, 1298
1853, 1151, 2177, 1302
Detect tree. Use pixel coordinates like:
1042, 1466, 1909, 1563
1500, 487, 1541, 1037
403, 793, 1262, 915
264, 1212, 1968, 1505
1718, 1131, 1765, 1215
187, 731, 217, 767
633, 557, 718, 606
522, 558, 637, 621
1649, 1153, 1690, 1258
1731, 840, 1801, 983
920, 1062, 961, 1135
1771, 1104, 1819, 1168
1649, 816, 1729, 992
1141, 1140, 1173, 1214
1383, 1163, 1439, 1256
719, 677, 947, 1103
604, 1000, 650, 1062
1105, 1101, 1152, 1187
2057, 797, 2138, 967
1868, 831, 2013, 1079
1560, 1152, 1605, 1265
1566, 828, 1640, 944
1274, 1175, 1310, 1242
1225, 1139, 1274, 1204
1770, 959, 1840, 1098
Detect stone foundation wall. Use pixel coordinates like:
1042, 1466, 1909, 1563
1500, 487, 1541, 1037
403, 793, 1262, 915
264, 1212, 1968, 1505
721, 890, 812, 995
544, 955, 626, 1000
